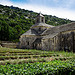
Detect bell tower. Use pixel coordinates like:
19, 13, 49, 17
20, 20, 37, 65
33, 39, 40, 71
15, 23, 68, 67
36, 13, 45, 23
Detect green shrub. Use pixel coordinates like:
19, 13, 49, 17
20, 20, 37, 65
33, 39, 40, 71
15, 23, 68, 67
0, 60, 75, 75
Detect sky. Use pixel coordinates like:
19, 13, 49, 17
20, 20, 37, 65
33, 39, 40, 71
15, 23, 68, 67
0, 0, 75, 21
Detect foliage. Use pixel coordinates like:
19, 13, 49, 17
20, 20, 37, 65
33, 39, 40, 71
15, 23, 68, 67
0, 47, 75, 75
0, 60, 75, 75
0, 4, 74, 42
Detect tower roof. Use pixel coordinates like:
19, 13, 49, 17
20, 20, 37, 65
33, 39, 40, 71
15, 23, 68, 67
37, 13, 44, 17
31, 23, 54, 28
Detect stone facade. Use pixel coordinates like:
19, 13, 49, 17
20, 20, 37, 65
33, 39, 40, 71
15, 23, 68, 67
19, 13, 75, 52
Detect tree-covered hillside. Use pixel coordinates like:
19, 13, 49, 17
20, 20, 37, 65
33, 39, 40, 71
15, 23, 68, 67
0, 4, 74, 42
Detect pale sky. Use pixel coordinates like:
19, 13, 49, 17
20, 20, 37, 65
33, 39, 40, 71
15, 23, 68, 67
0, 0, 75, 21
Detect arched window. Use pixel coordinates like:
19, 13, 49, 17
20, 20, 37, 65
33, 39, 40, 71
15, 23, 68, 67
42, 17, 44, 22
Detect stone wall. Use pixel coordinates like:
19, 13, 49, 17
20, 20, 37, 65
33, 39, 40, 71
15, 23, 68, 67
19, 35, 38, 49
19, 35, 43, 50
1, 42, 18, 48
59, 30, 75, 52
42, 35, 59, 51
41, 30, 75, 52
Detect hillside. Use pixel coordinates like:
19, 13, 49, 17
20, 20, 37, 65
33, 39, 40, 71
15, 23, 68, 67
0, 4, 74, 42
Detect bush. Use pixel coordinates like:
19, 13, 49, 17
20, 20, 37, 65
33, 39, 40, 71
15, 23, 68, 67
0, 60, 75, 75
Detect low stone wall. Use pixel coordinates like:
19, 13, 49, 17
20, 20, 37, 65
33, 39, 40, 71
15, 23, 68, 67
0, 42, 18, 48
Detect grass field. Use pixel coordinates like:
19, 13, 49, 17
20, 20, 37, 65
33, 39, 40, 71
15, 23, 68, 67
0, 47, 75, 75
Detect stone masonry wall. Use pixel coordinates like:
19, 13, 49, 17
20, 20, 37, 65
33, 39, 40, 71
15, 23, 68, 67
19, 35, 40, 49
42, 30, 75, 52
59, 30, 75, 52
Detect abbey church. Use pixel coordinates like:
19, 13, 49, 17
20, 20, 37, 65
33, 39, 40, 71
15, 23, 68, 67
19, 13, 75, 52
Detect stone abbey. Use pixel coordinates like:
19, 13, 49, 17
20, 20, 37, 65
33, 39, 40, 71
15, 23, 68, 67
19, 13, 75, 52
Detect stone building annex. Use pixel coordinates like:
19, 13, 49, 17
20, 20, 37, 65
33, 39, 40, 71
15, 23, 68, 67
19, 13, 75, 52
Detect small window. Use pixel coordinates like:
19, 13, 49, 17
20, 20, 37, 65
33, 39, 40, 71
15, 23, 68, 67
37, 19, 39, 23
27, 42, 29, 45
36, 18, 39, 23
39, 28, 41, 31
42, 17, 43, 22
